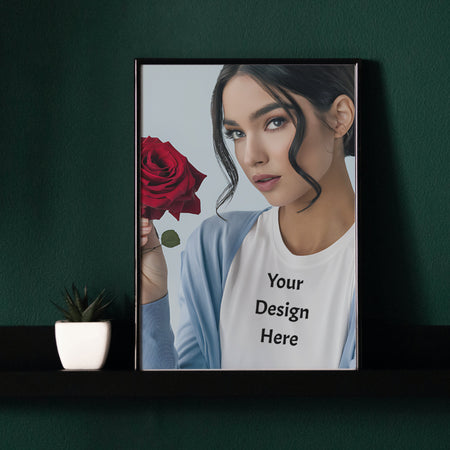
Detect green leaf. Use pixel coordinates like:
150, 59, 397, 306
63, 289, 82, 321
72, 283, 84, 312
89, 300, 113, 321
161, 230, 180, 248
63, 287, 73, 303
50, 300, 72, 321
52, 285, 112, 322
80, 289, 105, 322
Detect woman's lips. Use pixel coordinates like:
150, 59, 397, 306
252, 175, 281, 192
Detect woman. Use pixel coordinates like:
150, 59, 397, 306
141, 63, 356, 370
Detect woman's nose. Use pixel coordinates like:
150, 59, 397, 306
242, 135, 267, 167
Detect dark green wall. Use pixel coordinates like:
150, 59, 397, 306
1, 1, 449, 448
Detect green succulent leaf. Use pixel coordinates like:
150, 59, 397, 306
50, 301, 73, 321
161, 230, 180, 248
52, 284, 112, 322
81, 289, 106, 322
88, 300, 113, 322
72, 283, 88, 311
63, 292, 82, 321
63, 287, 73, 303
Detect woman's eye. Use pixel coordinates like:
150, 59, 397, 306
224, 129, 245, 140
266, 117, 286, 131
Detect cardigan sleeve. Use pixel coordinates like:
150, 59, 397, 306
140, 218, 223, 369
141, 295, 177, 369
140, 227, 213, 369
339, 291, 356, 369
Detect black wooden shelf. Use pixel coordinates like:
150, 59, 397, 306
0, 369, 449, 398
0, 322, 449, 398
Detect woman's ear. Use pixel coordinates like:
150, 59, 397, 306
330, 95, 355, 138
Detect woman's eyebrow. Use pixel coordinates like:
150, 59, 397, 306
249, 102, 283, 121
223, 102, 285, 127
223, 118, 239, 127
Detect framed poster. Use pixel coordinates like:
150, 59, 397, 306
135, 59, 359, 371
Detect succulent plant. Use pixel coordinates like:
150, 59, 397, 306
52, 284, 112, 322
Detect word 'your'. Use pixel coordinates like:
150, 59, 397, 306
268, 272, 304, 290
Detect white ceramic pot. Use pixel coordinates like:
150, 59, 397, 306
55, 320, 111, 370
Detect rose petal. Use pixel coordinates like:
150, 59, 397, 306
141, 136, 207, 219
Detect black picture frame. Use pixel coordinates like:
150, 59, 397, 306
135, 58, 361, 372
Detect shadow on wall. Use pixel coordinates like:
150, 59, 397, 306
358, 61, 423, 325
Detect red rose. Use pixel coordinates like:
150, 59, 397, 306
141, 136, 207, 220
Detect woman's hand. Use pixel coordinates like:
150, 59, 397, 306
141, 218, 168, 304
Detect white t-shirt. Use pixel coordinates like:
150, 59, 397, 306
219, 207, 355, 370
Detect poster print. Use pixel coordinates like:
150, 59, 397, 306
136, 60, 359, 370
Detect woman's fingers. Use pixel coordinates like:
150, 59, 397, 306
140, 218, 168, 304
140, 218, 160, 248
141, 218, 151, 236
141, 225, 152, 235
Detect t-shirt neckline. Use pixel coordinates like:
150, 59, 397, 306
269, 207, 355, 268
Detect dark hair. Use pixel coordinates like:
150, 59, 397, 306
211, 64, 355, 213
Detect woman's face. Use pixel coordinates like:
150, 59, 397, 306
222, 74, 338, 209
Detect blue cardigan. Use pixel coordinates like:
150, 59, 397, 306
141, 209, 356, 369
